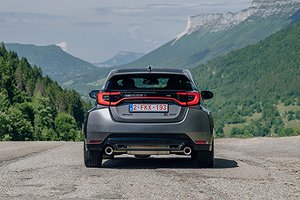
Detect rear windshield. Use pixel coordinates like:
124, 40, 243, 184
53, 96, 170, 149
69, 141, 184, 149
105, 73, 195, 91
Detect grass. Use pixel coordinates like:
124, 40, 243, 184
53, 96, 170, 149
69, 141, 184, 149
244, 112, 262, 123
86, 78, 106, 87
285, 120, 300, 129
276, 103, 300, 130
276, 103, 300, 114
223, 124, 245, 137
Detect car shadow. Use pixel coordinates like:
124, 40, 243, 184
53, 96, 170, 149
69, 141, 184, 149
102, 157, 238, 169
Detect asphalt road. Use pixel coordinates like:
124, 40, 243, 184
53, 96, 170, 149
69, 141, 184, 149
0, 137, 299, 200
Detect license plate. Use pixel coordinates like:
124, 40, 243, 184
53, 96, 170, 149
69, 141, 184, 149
129, 104, 168, 112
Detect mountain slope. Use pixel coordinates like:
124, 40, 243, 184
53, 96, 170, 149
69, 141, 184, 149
94, 51, 145, 67
0, 43, 88, 141
191, 22, 300, 137
5, 43, 98, 84
122, 0, 300, 68
5, 43, 113, 96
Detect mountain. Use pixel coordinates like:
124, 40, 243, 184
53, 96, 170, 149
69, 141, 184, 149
5, 43, 98, 84
191, 21, 300, 137
4, 43, 113, 96
122, 0, 300, 68
0, 43, 88, 141
94, 51, 145, 67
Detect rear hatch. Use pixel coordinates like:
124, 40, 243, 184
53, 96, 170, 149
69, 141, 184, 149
98, 73, 200, 123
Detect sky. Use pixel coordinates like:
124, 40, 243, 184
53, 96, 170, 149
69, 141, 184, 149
0, 0, 252, 63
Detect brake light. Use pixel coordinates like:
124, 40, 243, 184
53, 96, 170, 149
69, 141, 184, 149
176, 92, 201, 106
97, 92, 122, 106
97, 91, 200, 106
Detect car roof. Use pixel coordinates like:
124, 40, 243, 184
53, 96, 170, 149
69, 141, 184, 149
110, 68, 186, 75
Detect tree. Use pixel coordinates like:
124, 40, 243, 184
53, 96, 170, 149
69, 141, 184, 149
33, 94, 56, 140
0, 44, 87, 141
0, 111, 12, 140
6, 107, 34, 141
0, 92, 9, 111
55, 112, 78, 141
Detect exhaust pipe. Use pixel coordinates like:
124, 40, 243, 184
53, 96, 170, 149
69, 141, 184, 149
104, 146, 114, 156
183, 146, 192, 156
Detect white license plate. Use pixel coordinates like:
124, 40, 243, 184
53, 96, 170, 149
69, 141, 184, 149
129, 104, 168, 112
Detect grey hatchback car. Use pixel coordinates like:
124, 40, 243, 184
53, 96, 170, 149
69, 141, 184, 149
84, 67, 214, 168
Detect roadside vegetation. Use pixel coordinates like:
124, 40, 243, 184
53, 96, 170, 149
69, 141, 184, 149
0, 43, 89, 141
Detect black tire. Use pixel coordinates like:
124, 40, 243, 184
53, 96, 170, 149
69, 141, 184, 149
83, 141, 103, 168
192, 142, 214, 168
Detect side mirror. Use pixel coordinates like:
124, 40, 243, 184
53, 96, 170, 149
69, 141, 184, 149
201, 91, 214, 100
89, 90, 100, 99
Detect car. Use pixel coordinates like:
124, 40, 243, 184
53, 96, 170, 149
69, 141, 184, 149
83, 67, 214, 168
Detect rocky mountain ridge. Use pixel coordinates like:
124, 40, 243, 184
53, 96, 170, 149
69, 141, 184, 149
173, 0, 300, 43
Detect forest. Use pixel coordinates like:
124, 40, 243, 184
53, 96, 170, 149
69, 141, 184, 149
192, 22, 300, 137
0, 43, 89, 141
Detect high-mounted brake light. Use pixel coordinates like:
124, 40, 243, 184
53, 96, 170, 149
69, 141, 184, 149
97, 91, 200, 106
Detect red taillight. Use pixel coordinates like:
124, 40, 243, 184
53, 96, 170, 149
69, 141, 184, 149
194, 140, 207, 144
176, 92, 201, 106
97, 92, 122, 106
97, 91, 200, 106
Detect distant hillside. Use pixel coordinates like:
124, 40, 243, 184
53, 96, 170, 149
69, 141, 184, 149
5, 43, 98, 84
94, 51, 145, 67
192, 22, 300, 137
0, 43, 88, 141
4, 43, 113, 96
122, 0, 300, 68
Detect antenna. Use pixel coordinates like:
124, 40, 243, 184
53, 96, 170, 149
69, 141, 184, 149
148, 65, 152, 72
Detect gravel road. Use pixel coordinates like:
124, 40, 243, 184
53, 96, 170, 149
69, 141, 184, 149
0, 137, 299, 200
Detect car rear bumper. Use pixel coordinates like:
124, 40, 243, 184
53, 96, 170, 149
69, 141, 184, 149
85, 106, 213, 152
86, 133, 211, 152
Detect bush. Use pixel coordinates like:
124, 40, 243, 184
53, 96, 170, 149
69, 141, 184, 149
55, 112, 79, 141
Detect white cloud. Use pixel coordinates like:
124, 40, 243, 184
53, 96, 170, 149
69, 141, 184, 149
56, 41, 68, 52
1, 0, 252, 62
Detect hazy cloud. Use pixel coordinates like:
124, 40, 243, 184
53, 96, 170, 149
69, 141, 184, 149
95, 7, 145, 16
0, 0, 252, 62
146, 3, 180, 8
0, 11, 65, 20
76, 22, 111, 27
128, 25, 140, 40
56, 41, 68, 52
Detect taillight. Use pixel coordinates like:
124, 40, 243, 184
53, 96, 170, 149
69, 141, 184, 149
176, 92, 201, 106
97, 92, 122, 106
97, 91, 200, 106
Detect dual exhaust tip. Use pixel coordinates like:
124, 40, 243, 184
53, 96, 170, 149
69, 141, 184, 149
104, 145, 192, 156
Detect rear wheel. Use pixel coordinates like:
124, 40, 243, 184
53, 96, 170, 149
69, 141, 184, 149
83, 141, 103, 168
192, 142, 214, 168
